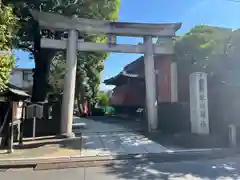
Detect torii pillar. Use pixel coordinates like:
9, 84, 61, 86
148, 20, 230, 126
60, 30, 78, 137
144, 36, 158, 131
30, 10, 181, 136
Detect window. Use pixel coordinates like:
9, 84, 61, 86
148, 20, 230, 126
23, 71, 32, 81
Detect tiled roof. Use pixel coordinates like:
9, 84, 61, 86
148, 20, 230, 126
104, 70, 143, 85
0, 84, 30, 97
8, 87, 30, 97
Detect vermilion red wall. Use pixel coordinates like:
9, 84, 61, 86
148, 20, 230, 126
110, 85, 126, 105
110, 56, 173, 106
155, 56, 172, 103
110, 81, 145, 106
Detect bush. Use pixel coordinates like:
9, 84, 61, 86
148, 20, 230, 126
91, 107, 105, 116
97, 93, 109, 107
105, 106, 115, 115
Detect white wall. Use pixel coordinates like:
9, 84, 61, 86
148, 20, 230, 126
10, 70, 23, 87
23, 80, 33, 89
10, 69, 33, 89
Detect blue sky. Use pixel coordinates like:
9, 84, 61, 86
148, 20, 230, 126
15, 0, 240, 90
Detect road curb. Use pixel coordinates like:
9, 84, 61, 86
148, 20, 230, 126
0, 148, 239, 170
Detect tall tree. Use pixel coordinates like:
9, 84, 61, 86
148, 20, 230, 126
175, 26, 231, 100
4, 0, 120, 102
0, 1, 17, 91
48, 52, 66, 94
49, 50, 107, 114
175, 25, 232, 72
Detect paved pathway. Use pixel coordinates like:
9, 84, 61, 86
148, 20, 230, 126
72, 117, 168, 157
72, 116, 143, 133
0, 116, 219, 160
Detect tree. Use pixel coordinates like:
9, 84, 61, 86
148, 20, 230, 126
176, 26, 240, 128
0, 1, 17, 91
105, 90, 112, 99
49, 51, 107, 115
175, 25, 231, 72
48, 52, 66, 94
4, 0, 120, 102
174, 26, 234, 88
97, 93, 109, 107
175, 25, 234, 102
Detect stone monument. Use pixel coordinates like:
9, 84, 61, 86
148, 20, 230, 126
189, 72, 209, 135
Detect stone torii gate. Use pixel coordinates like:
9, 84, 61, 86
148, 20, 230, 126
31, 10, 181, 137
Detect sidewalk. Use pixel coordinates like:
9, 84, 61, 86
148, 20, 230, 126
0, 137, 82, 160
0, 116, 238, 169
2, 156, 240, 180
0, 136, 238, 169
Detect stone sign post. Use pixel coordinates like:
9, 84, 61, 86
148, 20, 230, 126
189, 72, 209, 135
27, 104, 43, 139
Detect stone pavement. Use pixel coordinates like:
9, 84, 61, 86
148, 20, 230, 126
0, 116, 167, 160
72, 116, 144, 133
73, 117, 168, 156
0, 116, 233, 163
1, 156, 240, 179
81, 132, 168, 156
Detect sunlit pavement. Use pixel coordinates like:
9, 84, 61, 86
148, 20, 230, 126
0, 116, 225, 163
72, 117, 168, 156
1, 156, 240, 179
0, 117, 238, 179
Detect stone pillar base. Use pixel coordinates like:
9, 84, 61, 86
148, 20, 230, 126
57, 132, 75, 139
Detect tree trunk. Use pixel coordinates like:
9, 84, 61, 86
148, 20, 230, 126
32, 49, 54, 102
77, 94, 84, 116
87, 99, 92, 116
31, 21, 56, 102
31, 49, 55, 102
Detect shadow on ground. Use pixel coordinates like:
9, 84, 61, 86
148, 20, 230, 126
90, 116, 229, 150
84, 116, 145, 132
14, 138, 82, 150
0, 137, 83, 158
103, 156, 240, 179
2, 116, 229, 159
11, 116, 143, 153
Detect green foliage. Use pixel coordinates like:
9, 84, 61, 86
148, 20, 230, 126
176, 25, 240, 96
97, 93, 109, 107
0, 55, 15, 91
0, 1, 17, 91
175, 25, 232, 73
48, 52, 66, 94
105, 90, 112, 99
4, 0, 120, 101
227, 30, 240, 59
5, 0, 120, 51
105, 106, 115, 115
47, 0, 120, 105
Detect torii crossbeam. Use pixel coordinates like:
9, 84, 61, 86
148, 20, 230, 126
31, 10, 181, 137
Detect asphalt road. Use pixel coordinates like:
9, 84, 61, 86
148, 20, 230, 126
1, 156, 240, 179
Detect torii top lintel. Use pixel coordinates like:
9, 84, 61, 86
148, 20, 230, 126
30, 10, 181, 37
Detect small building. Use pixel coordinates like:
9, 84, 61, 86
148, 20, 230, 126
10, 68, 33, 92
104, 55, 177, 107
0, 84, 30, 148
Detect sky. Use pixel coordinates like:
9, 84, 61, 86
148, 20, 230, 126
15, 0, 240, 90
